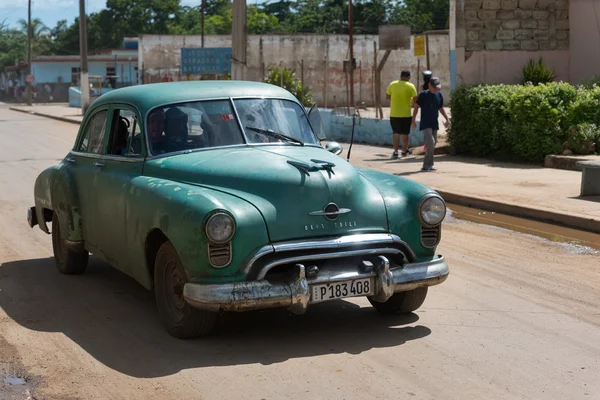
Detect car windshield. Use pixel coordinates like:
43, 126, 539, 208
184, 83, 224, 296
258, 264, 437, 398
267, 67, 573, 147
146, 98, 319, 156
233, 98, 319, 145
147, 100, 245, 155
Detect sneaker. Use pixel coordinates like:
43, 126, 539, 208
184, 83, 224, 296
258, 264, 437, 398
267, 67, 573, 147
407, 149, 413, 155
430, 165, 437, 171
420, 167, 429, 172
392, 152, 399, 159
401, 151, 407, 157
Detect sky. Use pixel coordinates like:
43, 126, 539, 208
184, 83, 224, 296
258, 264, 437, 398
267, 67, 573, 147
0, 0, 200, 30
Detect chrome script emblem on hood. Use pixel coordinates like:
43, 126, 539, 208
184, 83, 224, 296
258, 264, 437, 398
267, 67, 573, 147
308, 203, 351, 221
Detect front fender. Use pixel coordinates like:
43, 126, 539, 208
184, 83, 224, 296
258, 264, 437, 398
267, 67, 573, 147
132, 177, 270, 284
356, 167, 441, 259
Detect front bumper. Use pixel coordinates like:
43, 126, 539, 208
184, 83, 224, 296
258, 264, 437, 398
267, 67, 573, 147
183, 255, 449, 314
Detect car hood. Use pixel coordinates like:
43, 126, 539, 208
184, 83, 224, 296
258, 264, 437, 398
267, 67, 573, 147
144, 145, 389, 242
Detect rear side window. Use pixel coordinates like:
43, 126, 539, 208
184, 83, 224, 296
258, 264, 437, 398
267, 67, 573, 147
107, 109, 143, 157
78, 110, 108, 154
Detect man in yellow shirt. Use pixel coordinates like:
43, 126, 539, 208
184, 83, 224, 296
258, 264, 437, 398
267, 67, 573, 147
386, 70, 418, 158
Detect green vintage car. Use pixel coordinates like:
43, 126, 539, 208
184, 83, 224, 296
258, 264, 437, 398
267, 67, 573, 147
27, 81, 449, 338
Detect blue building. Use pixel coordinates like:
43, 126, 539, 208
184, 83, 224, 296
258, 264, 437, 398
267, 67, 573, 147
2, 38, 139, 103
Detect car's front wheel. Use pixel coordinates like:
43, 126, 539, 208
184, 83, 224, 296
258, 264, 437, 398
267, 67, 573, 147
154, 241, 217, 339
368, 287, 428, 314
51, 211, 88, 274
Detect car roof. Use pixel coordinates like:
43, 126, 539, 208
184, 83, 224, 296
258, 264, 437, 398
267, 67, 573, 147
89, 80, 299, 118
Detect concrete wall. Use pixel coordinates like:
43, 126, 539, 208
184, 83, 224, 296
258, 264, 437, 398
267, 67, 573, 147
570, 0, 600, 84
454, 0, 571, 85
319, 108, 425, 147
138, 33, 451, 107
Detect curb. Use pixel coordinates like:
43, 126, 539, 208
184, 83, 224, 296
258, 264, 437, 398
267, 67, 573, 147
9, 107, 82, 125
9, 106, 597, 234
437, 190, 599, 235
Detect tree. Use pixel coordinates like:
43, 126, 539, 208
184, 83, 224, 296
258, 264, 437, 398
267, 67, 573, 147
17, 18, 53, 58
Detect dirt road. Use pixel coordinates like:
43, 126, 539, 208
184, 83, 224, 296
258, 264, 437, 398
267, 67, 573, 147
1, 107, 599, 400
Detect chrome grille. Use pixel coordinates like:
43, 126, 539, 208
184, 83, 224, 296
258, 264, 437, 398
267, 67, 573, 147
208, 243, 232, 267
420, 225, 441, 248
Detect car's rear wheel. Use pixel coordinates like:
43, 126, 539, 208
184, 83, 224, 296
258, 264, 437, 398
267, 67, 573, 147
368, 287, 428, 314
154, 241, 217, 339
51, 211, 88, 274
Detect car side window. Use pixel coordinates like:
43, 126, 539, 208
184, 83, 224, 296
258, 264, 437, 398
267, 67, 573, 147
107, 109, 142, 157
78, 110, 109, 154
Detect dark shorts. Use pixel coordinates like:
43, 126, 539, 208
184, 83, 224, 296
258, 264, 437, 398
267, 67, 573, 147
390, 117, 412, 135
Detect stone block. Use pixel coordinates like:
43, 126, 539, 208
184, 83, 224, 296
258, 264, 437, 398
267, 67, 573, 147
466, 21, 486, 30
537, 0, 551, 9
503, 40, 521, 50
485, 40, 504, 50
468, 30, 480, 40
465, 10, 479, 20
503, 20, 521, 29
496, 29, 515, 39
555, 19, 569, 30
467, 40, 485, 51
465, 0, 484, 9
556, 0, 568, 10
483, 0, 501, 9
533, 29, 550, 39
519, 0, 536, 10
538, 39, 557, 50
537, 20, 549, 29
557, 40, 569, 50
514, 9, 533, 19
479, 29, 498, 40
556, 30, 569, 40
478, 10, 497, 19
501, 0, 519, 9
533, 11, 550, 20
497, 10, 515, 19
515, 29, 533, 39
556, 10, 569, 20
521, 40, 539, 50
485, 20, 503, 30
521, 20, 537, 29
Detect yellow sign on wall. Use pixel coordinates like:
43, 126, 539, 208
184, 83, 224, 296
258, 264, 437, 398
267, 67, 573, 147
414, 36, 425, 57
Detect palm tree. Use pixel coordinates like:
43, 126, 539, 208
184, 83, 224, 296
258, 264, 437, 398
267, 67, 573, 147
17, 18, 53, 58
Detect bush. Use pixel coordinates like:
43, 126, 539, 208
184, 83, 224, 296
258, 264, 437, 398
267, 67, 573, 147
520, 57, 555, 85
263, 66, 314, 107
566, 123, 600, 155
448, 82, 600, 162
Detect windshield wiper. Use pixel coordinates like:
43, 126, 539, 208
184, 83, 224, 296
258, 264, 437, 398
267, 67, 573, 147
245, 126, 304, 146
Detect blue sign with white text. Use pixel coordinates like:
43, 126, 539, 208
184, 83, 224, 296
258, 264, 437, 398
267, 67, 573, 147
181, 48, 232, 75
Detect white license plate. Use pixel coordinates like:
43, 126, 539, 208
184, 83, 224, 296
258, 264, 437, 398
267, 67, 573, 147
311, 278, 374, 303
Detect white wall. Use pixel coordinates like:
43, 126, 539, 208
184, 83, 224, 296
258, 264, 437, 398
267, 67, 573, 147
139, 33, 450, 107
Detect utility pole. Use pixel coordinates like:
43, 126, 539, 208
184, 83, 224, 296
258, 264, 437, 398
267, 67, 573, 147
201, 0, 205, 48
27, 0, 32, 106
79, 0, 90, 114
231, 0, 247, 80
348, 0, 354, 109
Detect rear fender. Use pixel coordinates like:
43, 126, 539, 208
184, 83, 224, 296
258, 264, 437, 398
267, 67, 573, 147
36, 164, 83, 242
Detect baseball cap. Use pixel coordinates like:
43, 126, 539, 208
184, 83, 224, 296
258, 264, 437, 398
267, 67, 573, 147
429, 77, 441, 88
400, 70, 411, 77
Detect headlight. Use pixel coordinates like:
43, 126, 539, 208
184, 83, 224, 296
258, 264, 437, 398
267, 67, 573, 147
419, 195, 446, 226
205, 212, 236, 244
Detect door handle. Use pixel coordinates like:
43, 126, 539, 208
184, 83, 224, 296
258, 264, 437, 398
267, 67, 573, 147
65, 157, 76, 164
94, 162, 105, 168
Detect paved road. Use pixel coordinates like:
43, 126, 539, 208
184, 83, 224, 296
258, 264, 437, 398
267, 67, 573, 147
0, 108, 599, 400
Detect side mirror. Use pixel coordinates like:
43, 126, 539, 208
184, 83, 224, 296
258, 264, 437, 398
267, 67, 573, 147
325, 141, 343, 155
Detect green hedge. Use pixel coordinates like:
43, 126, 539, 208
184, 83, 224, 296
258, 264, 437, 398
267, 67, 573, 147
448, 83, 600, 163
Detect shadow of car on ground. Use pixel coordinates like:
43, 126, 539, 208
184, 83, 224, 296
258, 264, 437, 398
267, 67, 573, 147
0, 256, 431, 378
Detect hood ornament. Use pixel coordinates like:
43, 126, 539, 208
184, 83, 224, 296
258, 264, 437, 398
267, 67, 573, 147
308, 203, 351, 221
